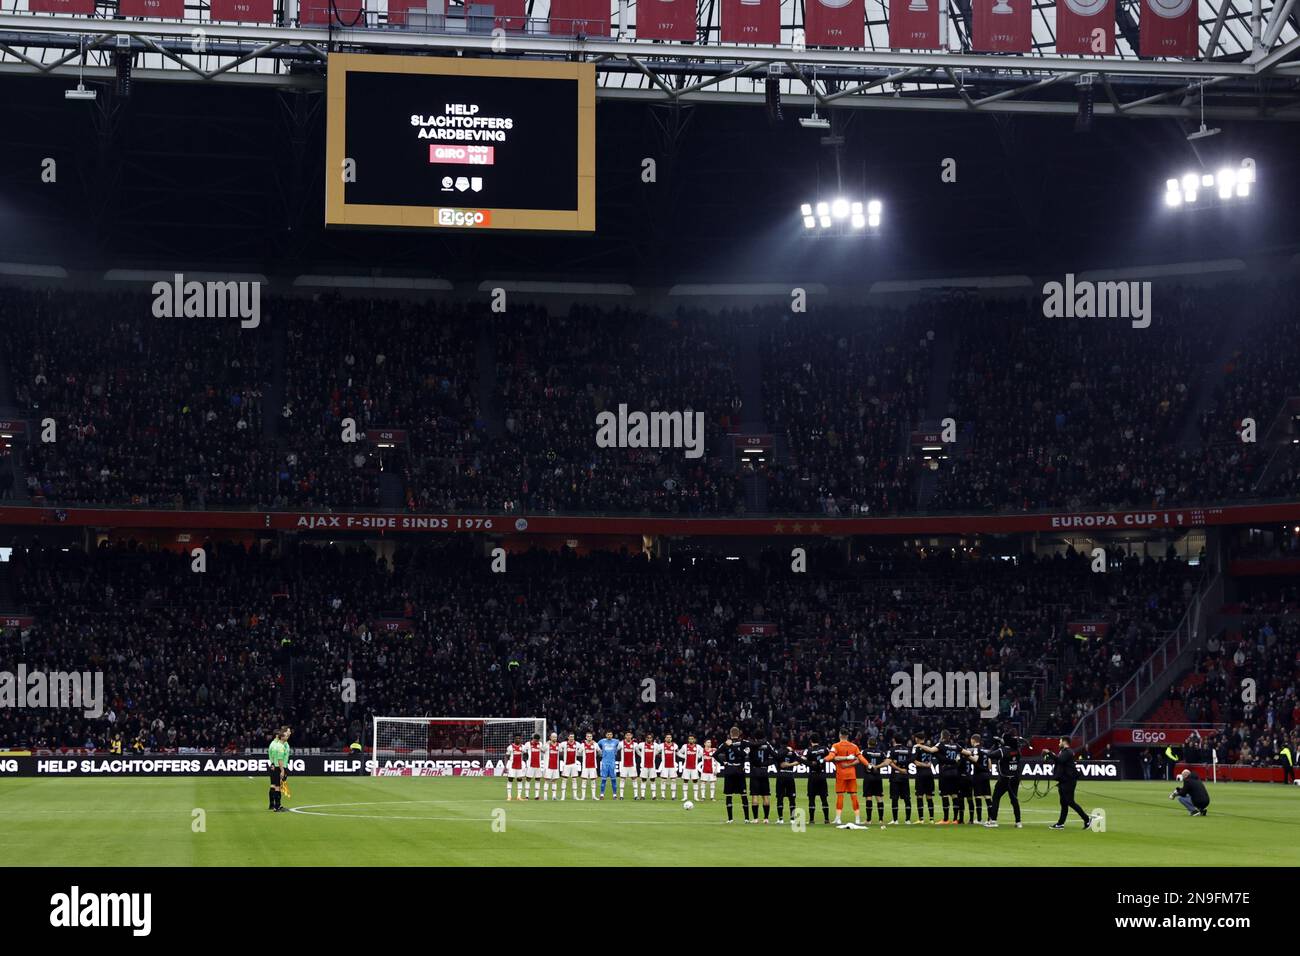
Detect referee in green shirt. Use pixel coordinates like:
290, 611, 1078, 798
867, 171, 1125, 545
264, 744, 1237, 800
268, 726, 292, 812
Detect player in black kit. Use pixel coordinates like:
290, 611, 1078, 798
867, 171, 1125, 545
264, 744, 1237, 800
964, 734, 991, 824
882, 734, 914, 825
911, 732, 936, 823
984, 731, 1024, 828
775, 740, 800, 824
748, 733, 777, 823
716, 726, 750, 823
802, 734, 831, 824
861, 737, 886, 823
917, 730, 964, 823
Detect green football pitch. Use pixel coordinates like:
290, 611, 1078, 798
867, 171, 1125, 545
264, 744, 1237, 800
1, 777, 1296, 866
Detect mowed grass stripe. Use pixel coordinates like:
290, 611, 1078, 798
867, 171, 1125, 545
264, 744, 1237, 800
0, 778, 1295, 867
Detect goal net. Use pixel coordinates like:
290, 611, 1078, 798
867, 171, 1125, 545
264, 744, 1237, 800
371, 716, 546, 777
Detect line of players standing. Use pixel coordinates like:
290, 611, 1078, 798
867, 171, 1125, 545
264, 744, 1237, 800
503, 727, 1030, 830
503, 730, 723, 801
713, 727, 1028, 826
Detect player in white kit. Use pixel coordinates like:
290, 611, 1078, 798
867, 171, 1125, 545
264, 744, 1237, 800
701, 738, 718, 801
525, 733, 544, 800
505, 735, 527, 801
543, 732, 561, 800
659, 733, 680, 800
579, 732, 600, 801
636, 733, 661, 800
680, 734, 703, 803
617, 731, 637, 799
559, 732, 580, 800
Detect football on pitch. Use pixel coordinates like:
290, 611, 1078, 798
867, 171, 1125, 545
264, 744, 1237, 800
683, 800, 694, 810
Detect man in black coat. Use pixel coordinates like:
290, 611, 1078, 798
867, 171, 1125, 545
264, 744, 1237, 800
1170, 769, 1211, 816
1045, 736, 1091, 830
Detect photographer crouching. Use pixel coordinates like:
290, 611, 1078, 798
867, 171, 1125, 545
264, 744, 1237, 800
1170, 768, 1210, 817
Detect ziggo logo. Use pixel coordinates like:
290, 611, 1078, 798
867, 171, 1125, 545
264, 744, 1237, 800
437, 208, 491, 227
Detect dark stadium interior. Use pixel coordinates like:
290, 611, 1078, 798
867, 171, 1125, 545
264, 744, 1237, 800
0, 54, 1297, 798
4, 73, 1300, 281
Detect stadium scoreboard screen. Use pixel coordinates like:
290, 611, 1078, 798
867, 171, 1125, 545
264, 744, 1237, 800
326, 54, 595, 232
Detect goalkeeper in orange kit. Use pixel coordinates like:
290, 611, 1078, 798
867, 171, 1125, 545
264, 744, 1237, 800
827, 730, 871, 826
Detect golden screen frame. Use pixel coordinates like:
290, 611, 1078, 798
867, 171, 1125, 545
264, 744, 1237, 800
325, 53, 595, 232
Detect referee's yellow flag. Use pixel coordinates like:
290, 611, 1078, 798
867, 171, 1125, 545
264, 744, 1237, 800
281, 780, 291, 800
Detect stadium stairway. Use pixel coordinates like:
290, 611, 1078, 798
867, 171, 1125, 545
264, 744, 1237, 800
263, 309, 287, 443
1028, 686, 1062, 737
913, 325, 960, 510
1174, 305, 1267, 448
1073, 568, 1224, 748
1250, 394, 1300, 492
0, 349, 25, 499
378, 471, 405, 509
477, 323, 505, 439
737, 312, 770, 514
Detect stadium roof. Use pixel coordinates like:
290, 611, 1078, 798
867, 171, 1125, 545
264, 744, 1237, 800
1, 0, 1299, 119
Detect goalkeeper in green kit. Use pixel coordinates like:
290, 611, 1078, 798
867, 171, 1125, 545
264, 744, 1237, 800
268, 726, 292, 812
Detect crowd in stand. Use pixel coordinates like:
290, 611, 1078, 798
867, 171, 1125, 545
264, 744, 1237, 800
0, 538, 1199, 754
2, 288, 268, 508
2, 281, 1298, 517
762, 306, 932, 516
486, 306, 744, 515
929, 292, 1224, 513
1166, 582, 1300, 771
278, 296, 485, 511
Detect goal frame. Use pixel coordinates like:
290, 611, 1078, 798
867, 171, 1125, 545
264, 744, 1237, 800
371, 716, 547, 777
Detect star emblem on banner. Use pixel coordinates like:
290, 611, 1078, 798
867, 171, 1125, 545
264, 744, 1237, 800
773, 523, 785, 533
792, 523, 804, 533
810, 523, 822, 533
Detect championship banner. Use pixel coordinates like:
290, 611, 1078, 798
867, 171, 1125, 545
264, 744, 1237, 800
550, 0, 612, 36
971, 0, 1032, 52
636, 0, 698, 40
720, 0, 781, 43
804, 0, 866, 47
1139, 0, 1199, 58
209, 0, 275, 22
26, 0, 94, 13
888, 0, 943, 50
1055, 0, 1114, 55
491, 0, 528, 29
117, 0, 185, 16
299, 0, 366, 24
